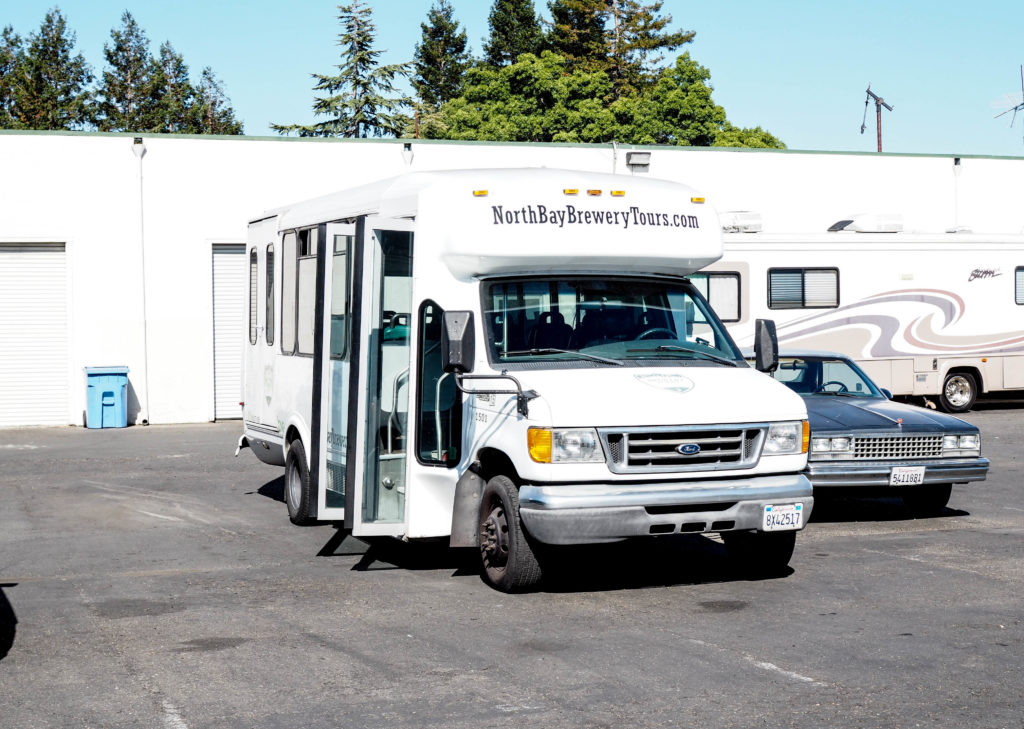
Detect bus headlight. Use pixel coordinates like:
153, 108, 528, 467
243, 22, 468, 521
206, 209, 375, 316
763, 421, 809, 455
528, 428, 605, 463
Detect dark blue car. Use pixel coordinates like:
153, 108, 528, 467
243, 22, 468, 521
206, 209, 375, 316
760, 351, 989, 514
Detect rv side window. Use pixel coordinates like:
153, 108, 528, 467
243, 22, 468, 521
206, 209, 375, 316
330, 235, 352, 359
768, 268, 838, 309
281, 231, 297, 354
689, 272, 740, 321
248, 249, 258, 345
265, 244, 274, 346
297, 228, 319, 355
1016, 267, 1024, 305
416, 300, 462, 467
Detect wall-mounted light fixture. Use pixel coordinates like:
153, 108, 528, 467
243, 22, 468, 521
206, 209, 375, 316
626, 151, 650, 172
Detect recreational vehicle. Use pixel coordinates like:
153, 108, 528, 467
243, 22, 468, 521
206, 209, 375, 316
238, 169, 813, 591
696, 218, 1024, 412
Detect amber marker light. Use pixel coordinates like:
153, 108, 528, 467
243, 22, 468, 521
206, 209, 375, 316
472, 190, 488, 197
802, 420, 810, 454
528, 428, 553, 463
610, 190, 625, 197
587, 189, 602, 196
563, 188, 579, 195
690, 196, 706, 204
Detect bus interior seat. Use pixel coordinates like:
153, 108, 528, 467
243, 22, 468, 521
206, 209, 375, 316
529, 311, 573, 349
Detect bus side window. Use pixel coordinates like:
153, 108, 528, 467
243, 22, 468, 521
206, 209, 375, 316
281, 231, 297, 354
248, 248, 258, 345
265, 244, 274, 346
417, 300, 461, 467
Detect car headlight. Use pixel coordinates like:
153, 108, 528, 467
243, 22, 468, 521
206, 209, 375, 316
763, 421, 809, 455
943, 433, 980, 454
811, 436, 852, 453
528, 428, 605, 463
958, 434, 980, 450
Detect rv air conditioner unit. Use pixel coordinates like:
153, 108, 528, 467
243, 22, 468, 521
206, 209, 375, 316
720, 211, 762, 233
827, 213, 903, 233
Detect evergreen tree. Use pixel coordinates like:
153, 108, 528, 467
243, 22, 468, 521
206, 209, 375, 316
272, 1, 410, 138
147, 41, 196, 133
9, 9, 93, 130
97, 11, 154, 132
0, 26, 22, 127
483, 0, 543, 67
413, 0, 470, 108
545, 0, 607, 74
191, 67, 243, 135
607, 0, 694, 95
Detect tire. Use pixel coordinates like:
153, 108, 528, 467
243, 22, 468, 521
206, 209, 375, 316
902, 483, 952, 517
478, 475, 542, 592
285, 439, 317, 526
722, 530, 797, 578
940, 372, 977, 413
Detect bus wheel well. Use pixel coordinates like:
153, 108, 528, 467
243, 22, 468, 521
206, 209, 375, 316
946, 366, 983, 392
474, 448, 520, 485
284, 426, 304, 457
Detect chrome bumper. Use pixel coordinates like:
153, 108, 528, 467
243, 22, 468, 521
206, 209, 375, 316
806, 457, 990, 488
517, 474, 813, 545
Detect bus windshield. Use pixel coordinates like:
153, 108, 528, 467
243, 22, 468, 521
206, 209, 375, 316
483, 277, 744, 366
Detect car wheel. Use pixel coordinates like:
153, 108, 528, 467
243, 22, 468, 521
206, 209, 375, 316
722, 530, 797, 578
940, 372, 977, 413
902, 483, 952, 517
285, 439, 317, 526
478, 475, 542, 592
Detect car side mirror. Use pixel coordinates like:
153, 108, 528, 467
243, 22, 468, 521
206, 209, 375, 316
753, 318, 779, 373
442, 311, 475, 374
880, 388, 893, 400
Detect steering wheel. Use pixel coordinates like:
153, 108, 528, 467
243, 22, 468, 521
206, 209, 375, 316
637, 328, 677, 341
820, 380, 849, 393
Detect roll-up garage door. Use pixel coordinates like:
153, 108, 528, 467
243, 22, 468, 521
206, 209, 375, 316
0, 244, 69, 427
212, 244, 246, 420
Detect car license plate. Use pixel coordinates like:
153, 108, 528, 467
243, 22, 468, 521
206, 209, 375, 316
890, 466, 926, 486
762, 503, 803, 531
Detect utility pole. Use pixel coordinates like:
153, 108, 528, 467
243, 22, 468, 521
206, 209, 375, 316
861, 84, 893, 152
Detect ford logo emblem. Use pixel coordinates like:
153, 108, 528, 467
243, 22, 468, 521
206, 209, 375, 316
676, 443, 701, 455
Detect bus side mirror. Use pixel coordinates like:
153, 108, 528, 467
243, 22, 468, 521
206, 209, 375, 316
754, 318, 779, 373
442, 311, 475, 374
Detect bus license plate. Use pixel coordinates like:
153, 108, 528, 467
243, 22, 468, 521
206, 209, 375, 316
890, 466, 926, 486
762, 503, 802, 532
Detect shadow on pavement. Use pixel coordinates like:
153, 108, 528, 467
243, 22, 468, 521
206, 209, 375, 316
810, 493, 970, 523
254, 475, 285, 503
0, 584, 17, 661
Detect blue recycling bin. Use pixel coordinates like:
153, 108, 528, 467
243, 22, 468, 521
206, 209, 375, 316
84, 366, 130, 429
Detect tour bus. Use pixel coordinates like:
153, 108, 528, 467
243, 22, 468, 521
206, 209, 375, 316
694, 213, 1024, 413
238, 169, 813, 592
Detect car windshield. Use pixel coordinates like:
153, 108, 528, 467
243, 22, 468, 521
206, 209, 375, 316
483, 277, 743, 366
773, 356, 881, 397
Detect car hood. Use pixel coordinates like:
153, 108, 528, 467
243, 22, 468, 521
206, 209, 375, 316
802, 395, 977, 433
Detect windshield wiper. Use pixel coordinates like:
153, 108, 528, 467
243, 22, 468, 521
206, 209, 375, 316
500, 348, 624, 366
626, 344, 740, 367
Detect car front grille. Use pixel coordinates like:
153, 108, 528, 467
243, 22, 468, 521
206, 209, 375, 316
600, 425, 766, 474
853, 434, 944, 459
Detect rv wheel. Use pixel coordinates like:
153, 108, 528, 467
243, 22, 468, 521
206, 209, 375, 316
902, 483, 952, 517
940, 372, 976, 413
722, 530, 796, 578
478, 476, 542, 592
285, 440, 317, 526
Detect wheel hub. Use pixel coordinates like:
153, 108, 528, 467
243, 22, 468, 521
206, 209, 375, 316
480, 506, 510, 568
945, 376, 970, 407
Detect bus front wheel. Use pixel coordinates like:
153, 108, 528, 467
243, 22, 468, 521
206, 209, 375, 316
285, 440, 316, 526
478, 476, 542, 592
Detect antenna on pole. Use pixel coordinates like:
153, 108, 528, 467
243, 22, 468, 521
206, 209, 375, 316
994, 64, 1024, 142
860, 83, 892, 152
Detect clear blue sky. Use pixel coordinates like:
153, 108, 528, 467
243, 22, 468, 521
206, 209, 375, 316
6, 1, 1024, 157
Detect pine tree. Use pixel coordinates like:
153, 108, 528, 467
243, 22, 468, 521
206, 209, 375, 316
483, 0, 543, 67
191, 67, 243, 135
0, 26, 22, 128
147, 41, 196, 133
97, 11, 155, 132
545, 0, 607, 74
413, 0, 470, 108
9, 9, 93, 130
607, 0, 694, 95
272, 1, 411, 138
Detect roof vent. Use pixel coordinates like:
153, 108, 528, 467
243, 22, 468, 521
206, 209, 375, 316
828, 213, 902, 233
720, 211, 762, 233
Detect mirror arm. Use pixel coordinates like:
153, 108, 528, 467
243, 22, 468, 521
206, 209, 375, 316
455, 373, 539, 417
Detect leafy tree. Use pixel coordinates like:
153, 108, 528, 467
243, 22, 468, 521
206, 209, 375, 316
713, 122, 785, 149
482, 0, 543, 67
431, 51, 615, 143
606, 0, 694, 96
413, 0, 470, 108
0, 26, 22, 127
8, 8, 93, 130
96, 11, 154, 132
191, 67, 243, 134
545, 0, 607, 74
273, 1, 411, 138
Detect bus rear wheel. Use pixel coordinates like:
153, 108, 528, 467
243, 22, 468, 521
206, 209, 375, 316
478, 476, 542, 592
285, 440, 317, 526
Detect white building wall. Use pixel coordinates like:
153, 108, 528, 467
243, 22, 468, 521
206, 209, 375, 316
0, 130, 1021, 426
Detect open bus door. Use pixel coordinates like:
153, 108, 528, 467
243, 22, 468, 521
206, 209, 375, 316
316, 217, 415, 536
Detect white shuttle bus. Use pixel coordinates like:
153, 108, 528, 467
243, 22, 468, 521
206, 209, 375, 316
700, 217, 1024, 413
238, 169, 813, 591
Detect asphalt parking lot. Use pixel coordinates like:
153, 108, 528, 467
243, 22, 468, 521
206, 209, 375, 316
1, 406, 1022, 729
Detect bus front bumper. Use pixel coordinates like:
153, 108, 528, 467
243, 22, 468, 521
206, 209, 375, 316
517, 473, 813, 545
